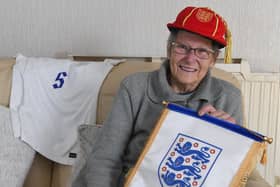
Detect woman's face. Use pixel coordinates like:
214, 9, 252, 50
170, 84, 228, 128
168, 30, 217, 93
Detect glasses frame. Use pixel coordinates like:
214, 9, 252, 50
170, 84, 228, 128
170, 41, 216, 60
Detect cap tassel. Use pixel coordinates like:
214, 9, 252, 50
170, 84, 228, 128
225, 28, 232, 64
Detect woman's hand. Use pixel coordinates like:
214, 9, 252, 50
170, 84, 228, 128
198, 104, 236, 124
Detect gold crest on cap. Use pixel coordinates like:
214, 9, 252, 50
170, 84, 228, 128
196, 9, 213, 23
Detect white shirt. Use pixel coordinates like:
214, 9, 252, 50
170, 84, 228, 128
10, 54, 120, 165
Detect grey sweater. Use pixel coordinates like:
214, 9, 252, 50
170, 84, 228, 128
82, 61, 243, 187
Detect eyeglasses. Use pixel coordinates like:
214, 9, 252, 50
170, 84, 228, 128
170, 42, 216, 60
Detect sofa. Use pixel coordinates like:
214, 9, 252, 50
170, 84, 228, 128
0, 57, 269, 187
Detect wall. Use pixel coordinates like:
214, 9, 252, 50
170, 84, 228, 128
0, 0, 279, 71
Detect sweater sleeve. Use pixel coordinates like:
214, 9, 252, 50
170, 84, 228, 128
84, 82, 134, 187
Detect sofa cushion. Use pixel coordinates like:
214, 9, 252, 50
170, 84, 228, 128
72, 124, 102, 182
0, 105, 35, 186
0, 58, 15, 107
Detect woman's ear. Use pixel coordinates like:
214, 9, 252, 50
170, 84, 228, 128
210, 52, 219, 68
212, 50, 220, 63
214, 50, 220, 60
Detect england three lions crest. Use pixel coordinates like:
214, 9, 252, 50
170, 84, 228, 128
158, 133, 222, 187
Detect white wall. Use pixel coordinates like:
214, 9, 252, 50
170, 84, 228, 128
0, 0, 279, 72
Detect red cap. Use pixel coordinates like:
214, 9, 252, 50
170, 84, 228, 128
167, 7, 227, 48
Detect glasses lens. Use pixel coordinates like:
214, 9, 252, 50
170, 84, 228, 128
196, 48, 210, 59
173, 44, 186, 54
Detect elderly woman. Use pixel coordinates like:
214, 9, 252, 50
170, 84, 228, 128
75, 6, 270, 187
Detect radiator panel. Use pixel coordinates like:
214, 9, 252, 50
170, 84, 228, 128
224, 62, 280, 186
241, 79, 279, 184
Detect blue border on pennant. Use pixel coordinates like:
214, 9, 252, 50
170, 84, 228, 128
166, 103, 264, 142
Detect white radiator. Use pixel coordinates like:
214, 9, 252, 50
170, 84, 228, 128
216, 60, 280, 186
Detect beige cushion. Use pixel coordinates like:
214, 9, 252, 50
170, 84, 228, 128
23, 153, 52, 187
0, 58, 15, 107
